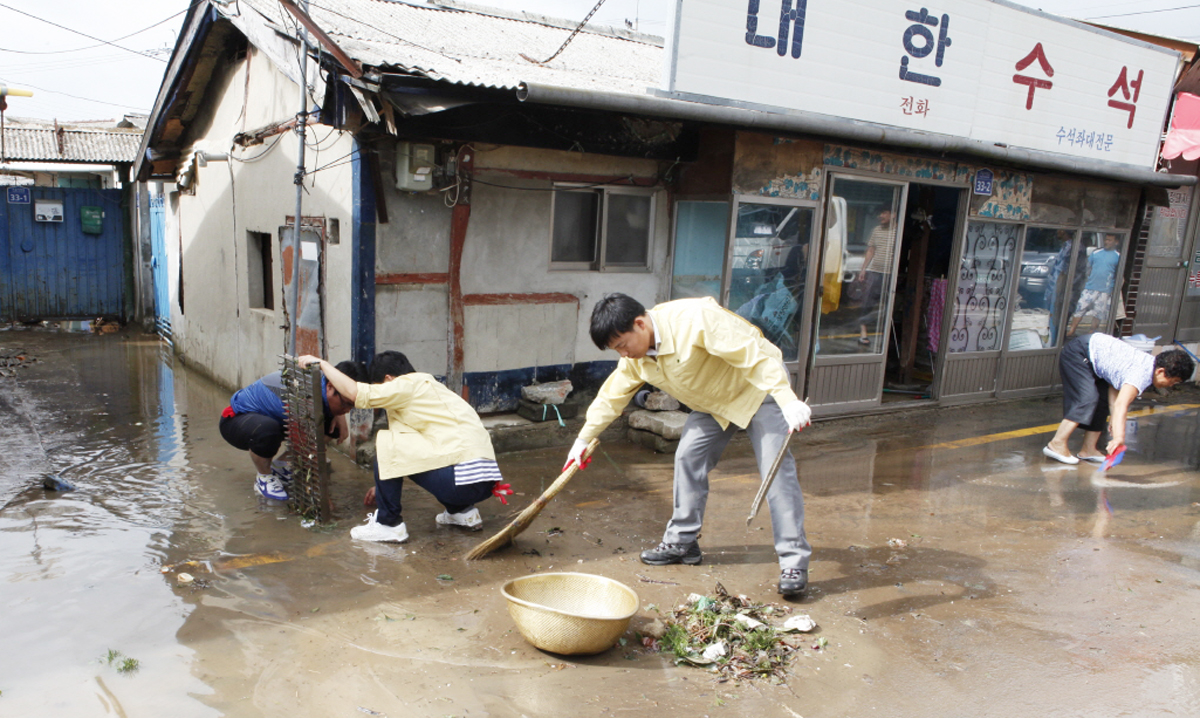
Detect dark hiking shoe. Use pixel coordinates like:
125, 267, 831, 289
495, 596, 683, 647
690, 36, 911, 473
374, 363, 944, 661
778, 568, 808, 597
640, 541, 702, 566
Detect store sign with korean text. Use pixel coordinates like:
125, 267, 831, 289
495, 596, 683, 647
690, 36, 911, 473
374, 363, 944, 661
665, 0, 1181, 168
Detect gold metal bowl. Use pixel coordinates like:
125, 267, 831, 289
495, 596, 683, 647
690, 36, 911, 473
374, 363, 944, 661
501, 572, 639, 655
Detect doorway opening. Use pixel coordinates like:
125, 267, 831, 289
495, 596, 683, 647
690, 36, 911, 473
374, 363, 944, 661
882, 183, 961, 403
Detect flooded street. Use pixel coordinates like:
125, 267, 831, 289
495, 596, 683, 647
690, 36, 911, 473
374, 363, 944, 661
3, 329, 1200, 717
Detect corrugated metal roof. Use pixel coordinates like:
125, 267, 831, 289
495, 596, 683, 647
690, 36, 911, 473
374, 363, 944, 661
0, 127, 142, 163
232, 0, 663, 95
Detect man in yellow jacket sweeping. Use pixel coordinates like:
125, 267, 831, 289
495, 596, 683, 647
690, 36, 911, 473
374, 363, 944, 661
565, 294, 813, 596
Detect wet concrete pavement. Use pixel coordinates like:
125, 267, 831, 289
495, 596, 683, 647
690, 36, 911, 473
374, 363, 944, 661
3, 328, 1200, 717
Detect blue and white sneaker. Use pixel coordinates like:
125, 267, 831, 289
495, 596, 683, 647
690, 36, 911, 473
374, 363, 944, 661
271, 460, 294, 484
254, 473, 289, 501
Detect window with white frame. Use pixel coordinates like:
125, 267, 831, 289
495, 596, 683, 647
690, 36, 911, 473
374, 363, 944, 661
550, 185, 654, 271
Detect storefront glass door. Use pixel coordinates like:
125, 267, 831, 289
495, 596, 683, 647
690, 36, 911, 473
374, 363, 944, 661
938, 220, 1020, 401
724, 197, 816, 365
809, 175, 906, 414
1008, 227, 1076, 352
1135, 189, 1192, 340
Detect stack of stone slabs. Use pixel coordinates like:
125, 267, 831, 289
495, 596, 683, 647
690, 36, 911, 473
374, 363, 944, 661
282, 357, 331, 523
626, 391, 687, 453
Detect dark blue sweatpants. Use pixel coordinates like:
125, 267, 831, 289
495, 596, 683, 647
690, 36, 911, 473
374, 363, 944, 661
374, 463, 495, 526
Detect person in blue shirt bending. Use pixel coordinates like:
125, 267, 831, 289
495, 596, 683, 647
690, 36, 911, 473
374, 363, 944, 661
1068, 234, 1121, 336
218, 361, 361, 501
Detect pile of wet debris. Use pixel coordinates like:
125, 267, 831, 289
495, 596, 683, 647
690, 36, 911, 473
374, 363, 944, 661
647, 582, 818, 682
0, 350, 36, 377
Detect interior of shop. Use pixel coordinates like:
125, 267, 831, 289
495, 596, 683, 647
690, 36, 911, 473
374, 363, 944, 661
882, 184, 961, 402
813, 179, 961, 405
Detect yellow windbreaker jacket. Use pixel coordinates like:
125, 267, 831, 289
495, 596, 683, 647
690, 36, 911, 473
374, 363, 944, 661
578, 297, 798, 442
355, 373, 496, 480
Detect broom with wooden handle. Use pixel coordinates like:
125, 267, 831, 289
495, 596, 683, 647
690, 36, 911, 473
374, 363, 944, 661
465, 438, 600, 560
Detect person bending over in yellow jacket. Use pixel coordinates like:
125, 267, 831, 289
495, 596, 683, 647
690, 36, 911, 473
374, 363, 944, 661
300, 351, 511, 543
564, 294, 813, 596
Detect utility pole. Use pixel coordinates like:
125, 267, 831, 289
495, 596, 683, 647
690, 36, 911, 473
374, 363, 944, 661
287, 0, 310, 357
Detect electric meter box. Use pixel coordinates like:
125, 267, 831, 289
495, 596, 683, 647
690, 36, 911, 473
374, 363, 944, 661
395, 141, 435, 192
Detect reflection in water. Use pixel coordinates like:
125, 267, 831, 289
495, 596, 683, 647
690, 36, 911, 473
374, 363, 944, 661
730, 202, 814, 361
1011, 227, 1073, 350
1067, 232, 1123, 338
1091, 487, 1112, 539
817, 179, 903, 356
0, 333, 217, 717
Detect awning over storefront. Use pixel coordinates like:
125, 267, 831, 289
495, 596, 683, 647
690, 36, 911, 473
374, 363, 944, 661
1162, 92, 1200, 161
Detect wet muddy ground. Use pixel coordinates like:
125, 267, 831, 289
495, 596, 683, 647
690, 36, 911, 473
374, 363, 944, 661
3, 328, 1200, 717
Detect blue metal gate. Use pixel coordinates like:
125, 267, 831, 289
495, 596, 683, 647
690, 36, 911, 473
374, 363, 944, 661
0, 186, 126, 321
149, 195, 171, 340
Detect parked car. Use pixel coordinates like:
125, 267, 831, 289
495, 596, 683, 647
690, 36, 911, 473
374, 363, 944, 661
1018, 251, 1056, 308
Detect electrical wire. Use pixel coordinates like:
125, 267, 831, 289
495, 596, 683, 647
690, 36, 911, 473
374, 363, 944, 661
0, 2, 169, 62
231, 132, 286, 163
0, 77, 150, 111
535, 0, 609, 64
305, 124, 340, 151
306, 147, 363, 175
1, 52, 151, 75
301, 0, 463, 63
1087, 3, 1200, 20
0, 1, 199, 55
465, 174, 638, 192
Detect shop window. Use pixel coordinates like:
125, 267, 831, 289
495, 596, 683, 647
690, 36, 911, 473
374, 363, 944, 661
1146, 190, 1189, 260
729, 201, 814, 362
550, 186, 654, 271
670, 201, 728, 301
247, 230, 274, 310
1064, 231, 1126, 339
816, 177, 904, 356
947, 221, 1020, 353
1010, 227, 1076, 351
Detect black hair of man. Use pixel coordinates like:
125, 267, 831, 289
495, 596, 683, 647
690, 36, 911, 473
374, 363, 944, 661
589, 293, 646, 351
368, 350, 416, 384
1154, 349, 1195, 381
334, 360, 367, 383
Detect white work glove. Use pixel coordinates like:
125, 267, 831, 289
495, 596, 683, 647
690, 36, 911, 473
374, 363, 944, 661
782, 400, 811, 433
564, 438, 590, 471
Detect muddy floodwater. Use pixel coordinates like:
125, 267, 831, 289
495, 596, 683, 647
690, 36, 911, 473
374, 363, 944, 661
3, 328, 1200, 717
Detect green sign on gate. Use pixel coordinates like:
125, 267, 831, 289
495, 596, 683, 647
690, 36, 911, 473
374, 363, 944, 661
80, 205, 103, 235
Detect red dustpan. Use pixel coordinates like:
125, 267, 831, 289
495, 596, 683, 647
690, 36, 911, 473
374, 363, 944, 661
1099, 444, 1126, 472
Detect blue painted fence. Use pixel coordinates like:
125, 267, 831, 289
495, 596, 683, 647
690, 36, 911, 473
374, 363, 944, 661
0, 187, 126, 321
149, 195, 171, 340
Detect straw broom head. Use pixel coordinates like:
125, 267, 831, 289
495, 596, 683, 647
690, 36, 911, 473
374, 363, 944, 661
464, 438, 599, 561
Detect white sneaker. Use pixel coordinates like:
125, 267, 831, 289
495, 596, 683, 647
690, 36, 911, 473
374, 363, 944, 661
254, 473, 288, 501
435, 507, 482, 530
350, 511, 409, 542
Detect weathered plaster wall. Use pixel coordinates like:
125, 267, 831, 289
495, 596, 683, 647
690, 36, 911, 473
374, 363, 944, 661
169, 46, 355, 391
466, 147, 670, 369
375, 284, 450, 376
372, 143, 454, 375
371, 143, 670, 409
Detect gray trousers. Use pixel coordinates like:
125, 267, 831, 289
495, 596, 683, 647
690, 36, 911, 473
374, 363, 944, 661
663, 396, 811, 571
